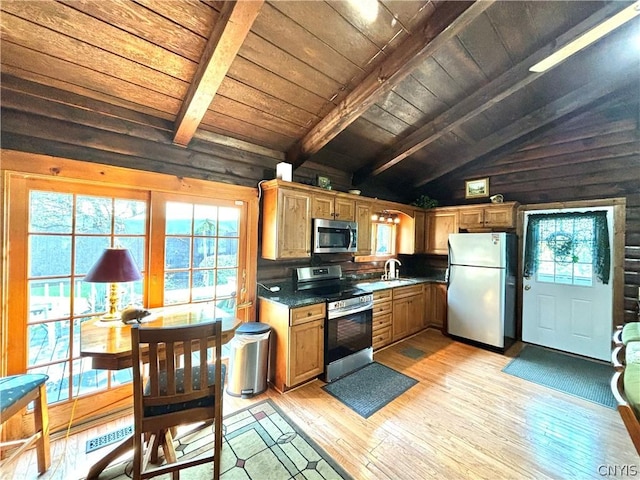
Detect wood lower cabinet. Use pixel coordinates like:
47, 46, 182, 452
289, 318, 324, 387
372, 289, 392, 350
258, 300, 325, 393
430, 283, 447, 332
392, 284, 424, 341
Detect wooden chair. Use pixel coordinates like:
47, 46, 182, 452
611, 371, 640, 456
131, 321, 224, 480
0, 374, 50, 474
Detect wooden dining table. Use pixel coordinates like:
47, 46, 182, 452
79, 304, 242, 479
80, 303, 241, 370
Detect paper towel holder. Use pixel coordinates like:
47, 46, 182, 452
276, 162, 292, 181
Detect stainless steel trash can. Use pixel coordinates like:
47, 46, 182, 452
226, 322, 271, 398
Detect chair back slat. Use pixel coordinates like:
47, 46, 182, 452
148, 344, 160, 397
183, 339, 193, 394
168, 342, 178, 395
199, 338, 208, 391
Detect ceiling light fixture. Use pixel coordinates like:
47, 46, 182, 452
371, 210, 400, 224
348, 0, 378, 23
529, 1, 640, 73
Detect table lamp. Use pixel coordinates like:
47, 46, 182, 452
84, 247, 142, 321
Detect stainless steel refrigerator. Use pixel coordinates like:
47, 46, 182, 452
447, 232, 517, 350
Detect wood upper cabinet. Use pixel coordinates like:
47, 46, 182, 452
458, 202, 518, 230
425, 209, 458, 255
335, 196, 356, 221
311, 192, 334, 219
356, 200, 373, 255
355, 200, 372, 255
262, 184, 311, 259
311, 192, 355, 221
414, 210, 426, 254
259, 300, 325, 393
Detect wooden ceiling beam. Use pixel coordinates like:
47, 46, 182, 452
353, 2, 629, 185
411, 63, 638, 189
173, 0, 264, 147
285, 0, 493, 169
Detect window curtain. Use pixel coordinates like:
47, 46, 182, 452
523, 211, 611, 284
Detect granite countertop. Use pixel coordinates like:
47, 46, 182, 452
257, 272, 446, 309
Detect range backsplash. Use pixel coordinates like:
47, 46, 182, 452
257, 253, 447, 287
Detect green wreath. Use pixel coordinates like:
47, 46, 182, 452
545, 232, 578, 263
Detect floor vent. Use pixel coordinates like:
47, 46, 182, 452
86, 425, 133, 453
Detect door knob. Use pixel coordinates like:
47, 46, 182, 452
524, 285, 531, 291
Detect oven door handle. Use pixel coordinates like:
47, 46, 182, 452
327, 304, 373, 320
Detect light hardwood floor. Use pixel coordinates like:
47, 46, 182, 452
4, 329, 638, 479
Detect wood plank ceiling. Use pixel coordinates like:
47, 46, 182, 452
1, 1, 638, 200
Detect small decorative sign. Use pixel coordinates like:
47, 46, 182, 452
465, 177, 489, 198
316, 175, 331, 189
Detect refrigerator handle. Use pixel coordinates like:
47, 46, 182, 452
446, 240, 451, 287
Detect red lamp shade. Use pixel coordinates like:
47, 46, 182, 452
84, 248, 142, 283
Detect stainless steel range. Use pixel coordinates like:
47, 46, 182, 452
295, 266, 373, 382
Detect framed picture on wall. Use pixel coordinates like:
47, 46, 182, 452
465, 177, 489, 198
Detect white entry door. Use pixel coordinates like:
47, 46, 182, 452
521, 208, 613, 361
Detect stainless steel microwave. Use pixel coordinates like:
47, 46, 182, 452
312, 218, 358, 254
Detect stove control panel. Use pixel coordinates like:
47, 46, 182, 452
327, 294, 373, 318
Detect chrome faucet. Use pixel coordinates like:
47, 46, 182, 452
383, 258, 402, 280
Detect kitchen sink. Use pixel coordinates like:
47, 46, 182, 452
355, 278, 417, 290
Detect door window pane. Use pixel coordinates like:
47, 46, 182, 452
30, 235, 72, 277
116, 199, 146, 234
76, 196, 112, 234
75, 236, 110, 275
166, 202, 193, 234
194, 204, 217, 236
165, 271, 191, 304
165, 237, 191, 269
29, 191, 72, 233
